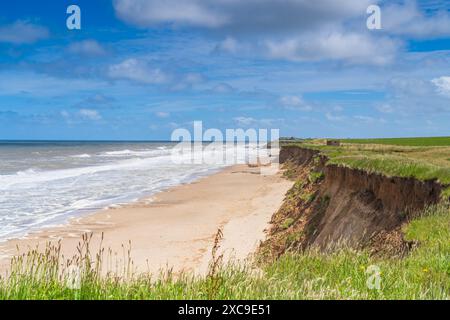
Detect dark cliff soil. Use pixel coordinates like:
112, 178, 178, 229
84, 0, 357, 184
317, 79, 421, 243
260, 146, 442, 260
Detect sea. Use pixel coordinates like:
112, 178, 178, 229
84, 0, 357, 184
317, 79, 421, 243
0, 141, 257, 242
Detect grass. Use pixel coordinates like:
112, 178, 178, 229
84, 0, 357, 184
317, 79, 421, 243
308, 171, 324, 183
1, 203, 449, 300
341, 136, 450, 147
281, 218, 295, 230
284, 137, 450, 196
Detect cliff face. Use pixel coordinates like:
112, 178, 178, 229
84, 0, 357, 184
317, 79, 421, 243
265, 146, 442, 255
279, 146, 321, 165
311, 164, 441, 248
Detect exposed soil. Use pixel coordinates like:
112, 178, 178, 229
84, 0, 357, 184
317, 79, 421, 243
260, 146, 442, 259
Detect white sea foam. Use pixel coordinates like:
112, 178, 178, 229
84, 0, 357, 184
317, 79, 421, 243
71, 153, 91, 158
100, 149, 167, 157
0, 142, 242, 242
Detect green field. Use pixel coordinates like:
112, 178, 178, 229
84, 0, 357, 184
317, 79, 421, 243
1, 203, 448, 300
341, 136, 450, 147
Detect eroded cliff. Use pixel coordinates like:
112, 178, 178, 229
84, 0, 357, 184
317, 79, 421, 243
260, 145, 443, 259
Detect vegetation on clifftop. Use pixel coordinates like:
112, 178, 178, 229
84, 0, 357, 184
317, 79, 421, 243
283, 137, 450, 196
341, 136, 450, 147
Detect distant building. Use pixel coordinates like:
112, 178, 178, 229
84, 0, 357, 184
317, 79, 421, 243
326, 140, 340, 146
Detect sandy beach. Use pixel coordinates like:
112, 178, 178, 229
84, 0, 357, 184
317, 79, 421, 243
0, 165, 292, 276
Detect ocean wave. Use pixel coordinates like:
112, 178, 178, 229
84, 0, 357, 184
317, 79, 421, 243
16, 168, 39, 176
100, 149, 170, 157
0, 143, 264, 242
71, 154, 91, 158
0, 154, 175, 190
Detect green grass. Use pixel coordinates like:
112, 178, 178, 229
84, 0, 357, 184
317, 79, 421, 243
1, 204, 449, 300
341, 136, 450, 147
283, 138, 450, 196
281, 218, 295, 230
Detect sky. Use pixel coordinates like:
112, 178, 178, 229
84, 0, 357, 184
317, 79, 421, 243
0, 0, 450, 140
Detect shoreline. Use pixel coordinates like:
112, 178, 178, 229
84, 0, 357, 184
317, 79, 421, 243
0, 165, 293, 276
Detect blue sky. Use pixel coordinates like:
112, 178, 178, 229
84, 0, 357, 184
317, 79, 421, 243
0, 0, 449, 140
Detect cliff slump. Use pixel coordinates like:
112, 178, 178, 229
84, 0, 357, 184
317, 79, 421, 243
262, 146, 442, 258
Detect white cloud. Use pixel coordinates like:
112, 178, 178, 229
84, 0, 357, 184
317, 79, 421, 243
353, 115, 375, 122
113, 0, 410, 66
170, 73, 204, 91
79, 109, 101, 120
106, 1, 450, 68
215, 37, 240, 54
67, 40, 107, 56
382, 76, 450, 115
266, 32, 399, 65
325, 112, 346, 121
233, 116, 256, 126
108, 58, 168, 84
431, 76, 450, 97
155, 111, 170, 118
113, 0, 373, 31
211, 83, 235, 94
113, 0, 226, 28
382, 1, 450, 39
0, 21, 49, 44
376, 104, 394, 114
233, 116, 282, 127
279, 95, 312, 111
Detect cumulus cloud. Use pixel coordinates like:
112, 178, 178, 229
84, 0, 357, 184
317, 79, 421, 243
267, 31, 400, 65
67, 40, 107, 56
114, 0, 426, 65
113, 0, 373, 32
113, 0, 226, 28
382, 1, 450, 39
0, 21, 49, 44
108, 58, 169, 84
113, 0, 405, 65
112, 0, 450, 66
